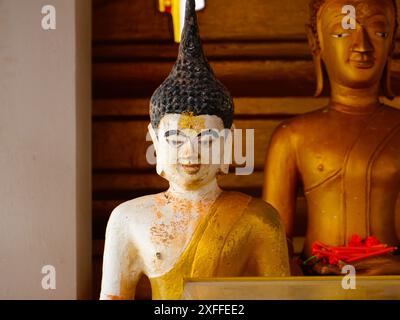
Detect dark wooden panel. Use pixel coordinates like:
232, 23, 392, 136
93, 0, 172, 42
93, 120, 152, 171
93, 60, 317, 98
93, 42, 313, 61
93, 41, 400, 62
93, 0, 309, 42
93, 97, 400, 117
93, 0, 400, 42
93, 97, 330, 117
93, 256, 102, 299
93, 60, 400, 98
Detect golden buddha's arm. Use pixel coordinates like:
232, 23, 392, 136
262, 123, 298, 239
396, 193, 400, 242
100, 208, 142, 300
349, 196, 400, 276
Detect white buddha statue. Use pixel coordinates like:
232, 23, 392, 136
100, 0, 290, 300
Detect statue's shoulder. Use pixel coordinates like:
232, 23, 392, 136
272, 107, 328, 141
284, 107, 329, 130
247, 197, 282, 229
223, 192, 282, 230
108, 193, 164, 225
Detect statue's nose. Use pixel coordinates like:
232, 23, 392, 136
352, 26, 373, 54
180, 139, 199, 159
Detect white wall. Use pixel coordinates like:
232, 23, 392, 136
0, 0, 91, 299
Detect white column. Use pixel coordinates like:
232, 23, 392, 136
0, 0, 92, 299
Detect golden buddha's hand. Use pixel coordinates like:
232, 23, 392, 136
351, 255, 400, 276
309, 261, 343, 275
306, 262, 342, 276
307, 255, 400, 276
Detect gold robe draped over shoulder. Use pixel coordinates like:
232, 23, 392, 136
149, 191, 290, 300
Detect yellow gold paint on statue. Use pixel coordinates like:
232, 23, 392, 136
150, 192, 289, 300
263, 0, 400, 275
178, 112, 206, 130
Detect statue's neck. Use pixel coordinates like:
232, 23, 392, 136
330, 82, 381, 114
167, 179, 222, 203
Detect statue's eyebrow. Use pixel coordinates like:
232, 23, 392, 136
328, 18, 345, 29
165, 130, 184, 138
197, 129, 219, 138
366, 15, 389, 25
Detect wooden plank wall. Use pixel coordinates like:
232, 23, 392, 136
92, 0, 400, 297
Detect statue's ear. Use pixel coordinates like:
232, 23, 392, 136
220, 124, 234, 175
148, 123, 159, 153
148, 123, 165, 176
306, 24, 324, 97
306, 24, 319, 55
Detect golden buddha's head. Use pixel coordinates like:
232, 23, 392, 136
148, 0, 233, 189
307, 0, 398, 97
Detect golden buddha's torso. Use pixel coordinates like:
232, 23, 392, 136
287, 105, 400, 255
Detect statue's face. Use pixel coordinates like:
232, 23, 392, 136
152, 113, 228, 189
317, 0, 395, 89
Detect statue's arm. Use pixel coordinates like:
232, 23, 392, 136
262, 123, 298, 239
246, 201, 291, 277
396, 193, 400, 242
100, 207, 143, 300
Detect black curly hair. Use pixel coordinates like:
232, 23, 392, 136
150, 0, 234, 129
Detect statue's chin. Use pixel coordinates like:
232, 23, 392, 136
336, 69, 383, 90
168, 175, 216, 191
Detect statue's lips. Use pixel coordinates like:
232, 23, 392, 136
349, 59, 375, 69
180, 163, 201, 174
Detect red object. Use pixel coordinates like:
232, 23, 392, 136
365, 236, 381, 247
348, 234, 363, 247
308, 234, 397, 267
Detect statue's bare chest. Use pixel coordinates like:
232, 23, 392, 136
128, 201, 207, 277
297, 114, 400, 190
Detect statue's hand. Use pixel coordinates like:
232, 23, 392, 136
351, 255, 400, 276
309, 261, 342, 275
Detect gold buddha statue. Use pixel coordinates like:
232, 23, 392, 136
263, 0, 400, 275
100, 0, 289, 300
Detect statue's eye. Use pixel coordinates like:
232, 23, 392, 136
198, 130, 219, 145
376, 32, 388, 38
199, 135, 213, 146
166, 135, 186, 147
332, 33, 351, 38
